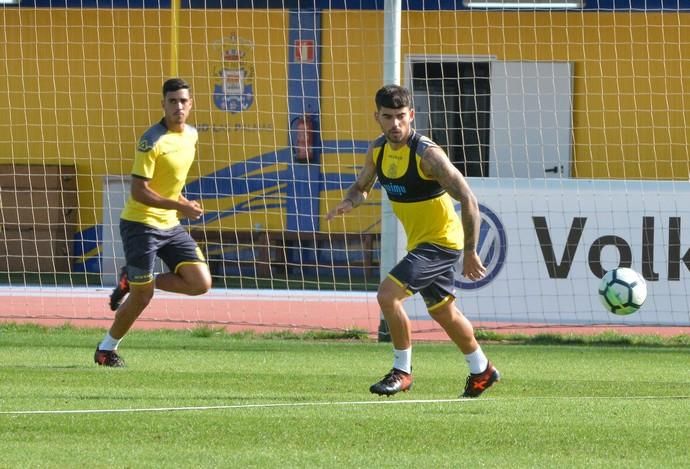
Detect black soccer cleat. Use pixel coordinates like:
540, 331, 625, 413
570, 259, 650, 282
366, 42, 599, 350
94, 347, 125, 367
109, 267, 130, 311
462, 361, 500, 398
370, 368, 413, 396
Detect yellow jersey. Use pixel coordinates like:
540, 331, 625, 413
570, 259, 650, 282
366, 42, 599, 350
373, 130, 464, 252
120, 120, 198, 229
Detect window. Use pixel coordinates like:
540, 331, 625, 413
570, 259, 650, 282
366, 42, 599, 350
411, 62, 491, 177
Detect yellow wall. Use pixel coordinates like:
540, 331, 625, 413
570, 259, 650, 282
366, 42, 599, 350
399, 11, 690, 179
2, 9, 690, 234
326, 10, 690, 180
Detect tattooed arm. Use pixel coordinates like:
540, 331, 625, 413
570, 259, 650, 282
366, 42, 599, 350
326, 145, 378, 221
420, 146, 486, 279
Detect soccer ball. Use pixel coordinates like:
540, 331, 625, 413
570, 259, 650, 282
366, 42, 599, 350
598, 267, 647, 316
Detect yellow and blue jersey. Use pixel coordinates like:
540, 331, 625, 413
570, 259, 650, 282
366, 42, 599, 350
373, 130, 464, 252
120, 119, 198, 229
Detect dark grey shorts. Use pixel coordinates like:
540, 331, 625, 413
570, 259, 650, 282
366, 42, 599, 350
120, 219, 206, 284
388, 243, 461, 309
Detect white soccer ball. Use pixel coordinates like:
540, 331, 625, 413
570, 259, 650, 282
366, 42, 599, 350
598, 267, 647, 316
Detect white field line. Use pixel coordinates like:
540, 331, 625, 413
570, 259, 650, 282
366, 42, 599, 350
0, 395, 687, 416
0, 286, 376, 302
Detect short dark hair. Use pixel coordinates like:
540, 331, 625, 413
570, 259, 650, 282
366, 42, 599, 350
162, 78, 191, 96
375, 84, 412, 110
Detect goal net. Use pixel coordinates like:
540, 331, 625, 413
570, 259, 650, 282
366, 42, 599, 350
1, 0, 689, 336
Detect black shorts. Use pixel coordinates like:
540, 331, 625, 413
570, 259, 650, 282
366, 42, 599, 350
120, 219, 206, 285
388, 243, 461, 310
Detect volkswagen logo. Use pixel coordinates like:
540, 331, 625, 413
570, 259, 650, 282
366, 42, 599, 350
455, 203, 507, 290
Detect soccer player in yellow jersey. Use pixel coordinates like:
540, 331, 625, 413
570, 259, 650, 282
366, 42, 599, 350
327, 85, 500, 397
95, 78, 211, 367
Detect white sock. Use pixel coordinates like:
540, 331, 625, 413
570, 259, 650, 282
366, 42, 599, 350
98, 333, 122, 351
393, 348, 412, 374
464, 347, 489, 374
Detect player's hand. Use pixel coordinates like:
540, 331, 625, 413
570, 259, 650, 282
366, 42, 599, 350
179, 200, 204, 220
325, 199, 354, 221
462, 251, 486, 281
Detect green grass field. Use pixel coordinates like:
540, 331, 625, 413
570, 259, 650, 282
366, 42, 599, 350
1, 323, 688, 468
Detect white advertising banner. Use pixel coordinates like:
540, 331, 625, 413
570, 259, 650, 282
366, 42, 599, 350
398, 178, 690, 326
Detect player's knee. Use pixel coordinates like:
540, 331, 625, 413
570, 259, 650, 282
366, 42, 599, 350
428, 307, 449, 323
187, 277, 211, 296
427, 303, 454, 324
128, 288, 154, 308
376, 289, 398, 310
177, 265, 212, 295
188, 283, 210, 296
